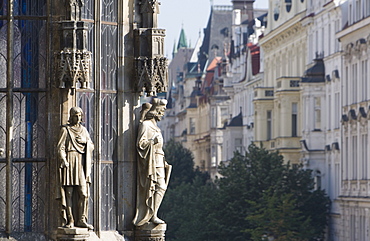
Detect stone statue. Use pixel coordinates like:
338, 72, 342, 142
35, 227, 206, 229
133, 98, 172, 226
56, 107, 94, 230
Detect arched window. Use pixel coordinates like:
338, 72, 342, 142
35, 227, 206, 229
285, 0, 292, 12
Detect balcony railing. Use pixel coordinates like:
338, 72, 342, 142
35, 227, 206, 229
276, 77, 301, 91
254, 87, 274, 100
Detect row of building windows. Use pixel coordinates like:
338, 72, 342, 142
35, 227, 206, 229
308, 20, 341, 62
348, 0, 370, 25
343, 134, 369, 180
344, 59, 369, 105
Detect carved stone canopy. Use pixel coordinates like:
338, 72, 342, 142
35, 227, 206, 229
134, 28, 168, 96
58, 48, 92, 89
136, 56, 168, 96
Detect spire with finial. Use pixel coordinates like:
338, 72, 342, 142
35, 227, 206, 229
177, 27, 188, 50
172, 39, 177, 59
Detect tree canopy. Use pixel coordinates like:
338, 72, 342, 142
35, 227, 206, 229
160, 142, 331, 241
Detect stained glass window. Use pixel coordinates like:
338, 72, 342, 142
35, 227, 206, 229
0, 0, 47, 233
100, 0, 118, 230
1, 0, 122, 234
82, 0, 94, 20
78, 0, 118, 231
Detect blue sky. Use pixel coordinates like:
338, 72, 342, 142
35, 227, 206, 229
158, 0, 269, 58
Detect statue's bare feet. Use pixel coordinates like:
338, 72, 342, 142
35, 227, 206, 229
151, 216, 165, 224
77, 220, 94, 230
65, 221, 74, 228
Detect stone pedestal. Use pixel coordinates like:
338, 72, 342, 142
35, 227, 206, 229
134, 223, 167, 241
56, 227, 90, 241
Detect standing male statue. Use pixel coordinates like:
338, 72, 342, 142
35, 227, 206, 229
57, 107, 94, 230
133, 98, 172, 226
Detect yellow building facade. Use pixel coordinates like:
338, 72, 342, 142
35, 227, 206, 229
256, 1, 307, 165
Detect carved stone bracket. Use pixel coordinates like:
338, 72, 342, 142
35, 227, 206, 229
136, 56, 168, 96
58, 48, 92, 89
135, 223, 166, 241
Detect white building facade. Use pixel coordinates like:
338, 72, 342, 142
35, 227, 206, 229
301, 1, 344, 239
337, 0, 370, 239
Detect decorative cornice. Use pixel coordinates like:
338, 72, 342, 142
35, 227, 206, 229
261, 22, 304, 52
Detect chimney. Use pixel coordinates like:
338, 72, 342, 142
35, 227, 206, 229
231, 0, 255, 23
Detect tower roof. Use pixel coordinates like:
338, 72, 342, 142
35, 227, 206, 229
177, 28, 188, 50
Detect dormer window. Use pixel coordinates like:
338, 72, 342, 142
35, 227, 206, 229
274, 0, 280, 21
285, 0, 292, 12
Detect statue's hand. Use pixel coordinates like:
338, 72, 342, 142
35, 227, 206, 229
60, 159, 69, 168
76, 136, 87, 144
153, 135, 160, 144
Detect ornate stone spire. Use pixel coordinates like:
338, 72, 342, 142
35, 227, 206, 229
57, 0, 92, 90
135, 0, 168, 96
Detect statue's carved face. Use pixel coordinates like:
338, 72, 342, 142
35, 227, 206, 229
70, 112, 82, 125
155, 106, 166, 121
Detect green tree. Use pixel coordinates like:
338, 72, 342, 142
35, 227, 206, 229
210, 145, 288, 240
246, 191, 314, 241
160, 143, 330, 241
215, 144, 330, 240
163, 139, 209, 188
160, 140, 212, 241
160, 177, 217, 241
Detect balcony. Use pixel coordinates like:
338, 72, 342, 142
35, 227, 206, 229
259, 136, 301, 151
254, 87, 274, 100
276, 76, 301, 92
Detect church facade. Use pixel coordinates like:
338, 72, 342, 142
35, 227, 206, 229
0, 0, 167, 240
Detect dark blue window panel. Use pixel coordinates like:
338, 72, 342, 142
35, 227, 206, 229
101, 163, 117, 231
13, 20, 47, 89
82, 0, 94, 20
0, 163, 5, 232
101, 0, 117, 22
101, 93, 117, 162
0, 22, 7, 89
0, 1, 6, 16
78, 92, 95, 139
12, 93, 47, 159
0, 0, 48, 234
14, 0, 46, 16
86, 22, 95, 90
77, 91, 96, 226
101, 24, 117, 90
11, 161, 46, 232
